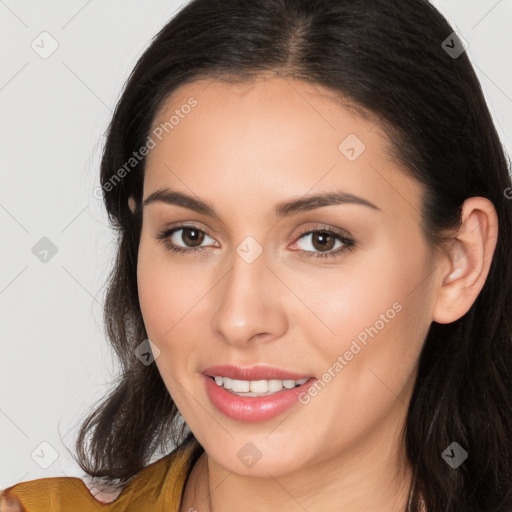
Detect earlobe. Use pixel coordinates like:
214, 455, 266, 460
432, 197, 498, 325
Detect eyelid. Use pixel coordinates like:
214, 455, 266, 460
157, 222, 351, 243
293, 223, 353, 241
158, 223, 218, 246
288, 223, 355, 257
156, 221, 356, 258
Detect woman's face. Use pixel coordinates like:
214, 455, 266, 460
134, 76, 443, 477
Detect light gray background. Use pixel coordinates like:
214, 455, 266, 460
1, 0, 511, 489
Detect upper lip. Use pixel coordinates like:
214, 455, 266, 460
202, 364, 314, 381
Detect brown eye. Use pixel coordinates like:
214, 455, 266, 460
310, 231, 336, 252
293, 226, 356, 260
180, 227, 205, 247
155, 224, 217, 254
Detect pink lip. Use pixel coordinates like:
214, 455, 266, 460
202, 364, 314, 381
201, 367, 317, 423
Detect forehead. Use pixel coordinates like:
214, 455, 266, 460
143, 76, 424, 223
149, 75, 374, 146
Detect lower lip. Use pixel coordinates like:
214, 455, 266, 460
202, 374, 317, 423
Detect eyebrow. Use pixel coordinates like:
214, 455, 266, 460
142, 187, 381, 218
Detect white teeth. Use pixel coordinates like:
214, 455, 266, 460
212, 376, 309, 395
231, 379, 250, 392
250, 380, 269, 393
282, 379, 296, 389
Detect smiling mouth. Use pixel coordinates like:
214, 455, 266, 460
208, 375, 312, 397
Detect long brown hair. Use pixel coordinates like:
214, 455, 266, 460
72, 1, 512, 510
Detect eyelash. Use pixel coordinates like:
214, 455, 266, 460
155, 223, 356, 260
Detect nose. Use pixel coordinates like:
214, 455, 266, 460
210, 245, 288, 347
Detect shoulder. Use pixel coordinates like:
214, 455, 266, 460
0, 442, 199, 511
0, 475, 107, 511
0, 476, 98, 511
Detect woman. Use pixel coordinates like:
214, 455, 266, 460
2, 0, 511, 510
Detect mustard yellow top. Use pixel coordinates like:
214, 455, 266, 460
0, 442, 199, 512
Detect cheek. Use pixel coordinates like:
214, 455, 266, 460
136, 242, 203, 407
136, 250, 172, 340
136, 236, 200, 340
330, 262, 431, 406
296, 235, 432, 379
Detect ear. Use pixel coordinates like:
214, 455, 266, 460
432, 196, 498, 324
128, 196, 136, 214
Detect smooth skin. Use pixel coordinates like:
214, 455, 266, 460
128, 75, 498, 512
